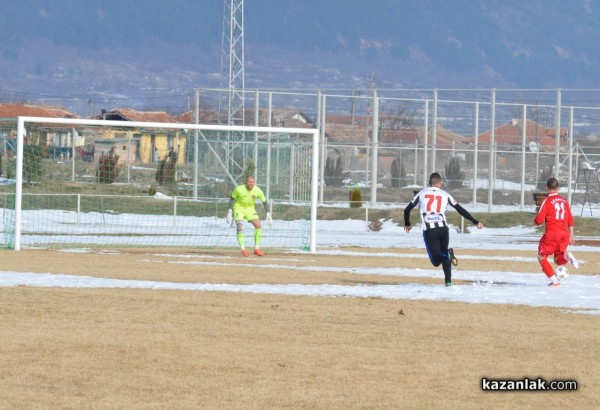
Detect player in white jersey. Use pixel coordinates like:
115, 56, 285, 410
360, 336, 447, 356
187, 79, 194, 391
404, 172, 483, 286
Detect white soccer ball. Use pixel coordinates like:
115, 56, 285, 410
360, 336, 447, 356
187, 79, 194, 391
555, 266, 569, 280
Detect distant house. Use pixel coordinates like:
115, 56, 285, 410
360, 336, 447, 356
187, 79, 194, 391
0, 103, 79, 157
323, 114, 467, 147
270, 109, 314, 129
95, 108, 185, 165
380, 125, 467, 147
470, 118, 565, 151
177, 107, 314, 129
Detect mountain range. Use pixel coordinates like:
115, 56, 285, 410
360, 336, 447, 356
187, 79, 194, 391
1, 0, 600, 115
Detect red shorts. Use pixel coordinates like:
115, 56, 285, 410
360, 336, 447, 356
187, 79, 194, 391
538, 232, 569, 263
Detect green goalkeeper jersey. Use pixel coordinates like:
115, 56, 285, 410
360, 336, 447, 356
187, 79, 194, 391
231, 184, 266, 211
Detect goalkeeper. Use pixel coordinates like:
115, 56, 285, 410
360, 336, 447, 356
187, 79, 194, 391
226, 175, 272, 257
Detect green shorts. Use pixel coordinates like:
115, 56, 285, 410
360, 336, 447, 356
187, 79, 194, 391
234, 207, 259, 222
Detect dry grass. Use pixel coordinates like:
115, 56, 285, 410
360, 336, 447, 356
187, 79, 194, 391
0, 248, 599, 408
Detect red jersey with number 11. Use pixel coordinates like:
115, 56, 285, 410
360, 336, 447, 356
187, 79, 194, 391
535, 192, 573, 236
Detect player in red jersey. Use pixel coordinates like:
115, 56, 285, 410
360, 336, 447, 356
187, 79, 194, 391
535, 177, 579, 286
404, 172, 483, 286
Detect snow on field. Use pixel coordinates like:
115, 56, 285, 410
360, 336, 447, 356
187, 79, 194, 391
0, 221, 598, 315
1, 176, 599, 314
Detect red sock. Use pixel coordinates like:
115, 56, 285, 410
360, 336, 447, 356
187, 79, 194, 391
539, 258, 554, 278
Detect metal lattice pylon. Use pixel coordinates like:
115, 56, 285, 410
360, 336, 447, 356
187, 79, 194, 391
219, 0, 246, 181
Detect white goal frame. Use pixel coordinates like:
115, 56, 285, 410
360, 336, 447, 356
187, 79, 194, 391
14, 116, 319, 252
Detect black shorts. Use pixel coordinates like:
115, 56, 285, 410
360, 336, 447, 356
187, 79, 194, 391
423, 226, 449, 265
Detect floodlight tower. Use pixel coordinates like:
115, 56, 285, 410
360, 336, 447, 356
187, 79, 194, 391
219, 0, 246, 180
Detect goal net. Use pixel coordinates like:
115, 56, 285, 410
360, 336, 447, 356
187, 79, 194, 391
1, 117, 318, 251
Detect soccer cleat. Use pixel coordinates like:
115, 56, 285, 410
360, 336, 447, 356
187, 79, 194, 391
253, 249, 265, 257
445, 281, 452, 287
448, 248, 458, 266
241, 249, 250, 257
566, 252, 579, 269
548, 282, 560, 287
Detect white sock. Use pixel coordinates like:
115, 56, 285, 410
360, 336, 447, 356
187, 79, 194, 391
550, 275, 559, 284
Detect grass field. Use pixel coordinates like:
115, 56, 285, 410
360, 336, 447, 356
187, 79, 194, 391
0, 247, 598, 408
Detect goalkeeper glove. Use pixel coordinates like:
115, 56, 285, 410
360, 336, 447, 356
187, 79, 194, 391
226, 209, 232, 224
266, 212, 273, 227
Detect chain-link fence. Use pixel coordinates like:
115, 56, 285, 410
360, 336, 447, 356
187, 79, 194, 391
191, 88, 600, 243
208, 90, 598, 193
2, 88, 600, 247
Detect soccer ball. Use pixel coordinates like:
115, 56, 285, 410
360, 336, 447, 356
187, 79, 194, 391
555, 266, 569, 280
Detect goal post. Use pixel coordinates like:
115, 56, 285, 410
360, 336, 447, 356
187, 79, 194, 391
6, 116, 319, 252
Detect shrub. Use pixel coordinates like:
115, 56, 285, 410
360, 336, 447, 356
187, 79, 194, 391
367, 219, 383, 231
325, 155, 346, 187
241, 159, 256, 183
390, 156, 406, 188
445, 156, 465, 188
98, 152, 122, 184
156, 149, 178, 185
23, 144, 44, 183
349, 186, 362, 208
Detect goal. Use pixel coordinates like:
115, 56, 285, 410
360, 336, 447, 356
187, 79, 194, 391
2, 116, 319, 252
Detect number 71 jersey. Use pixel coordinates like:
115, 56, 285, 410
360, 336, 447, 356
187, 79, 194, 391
411, 186, 455, 230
